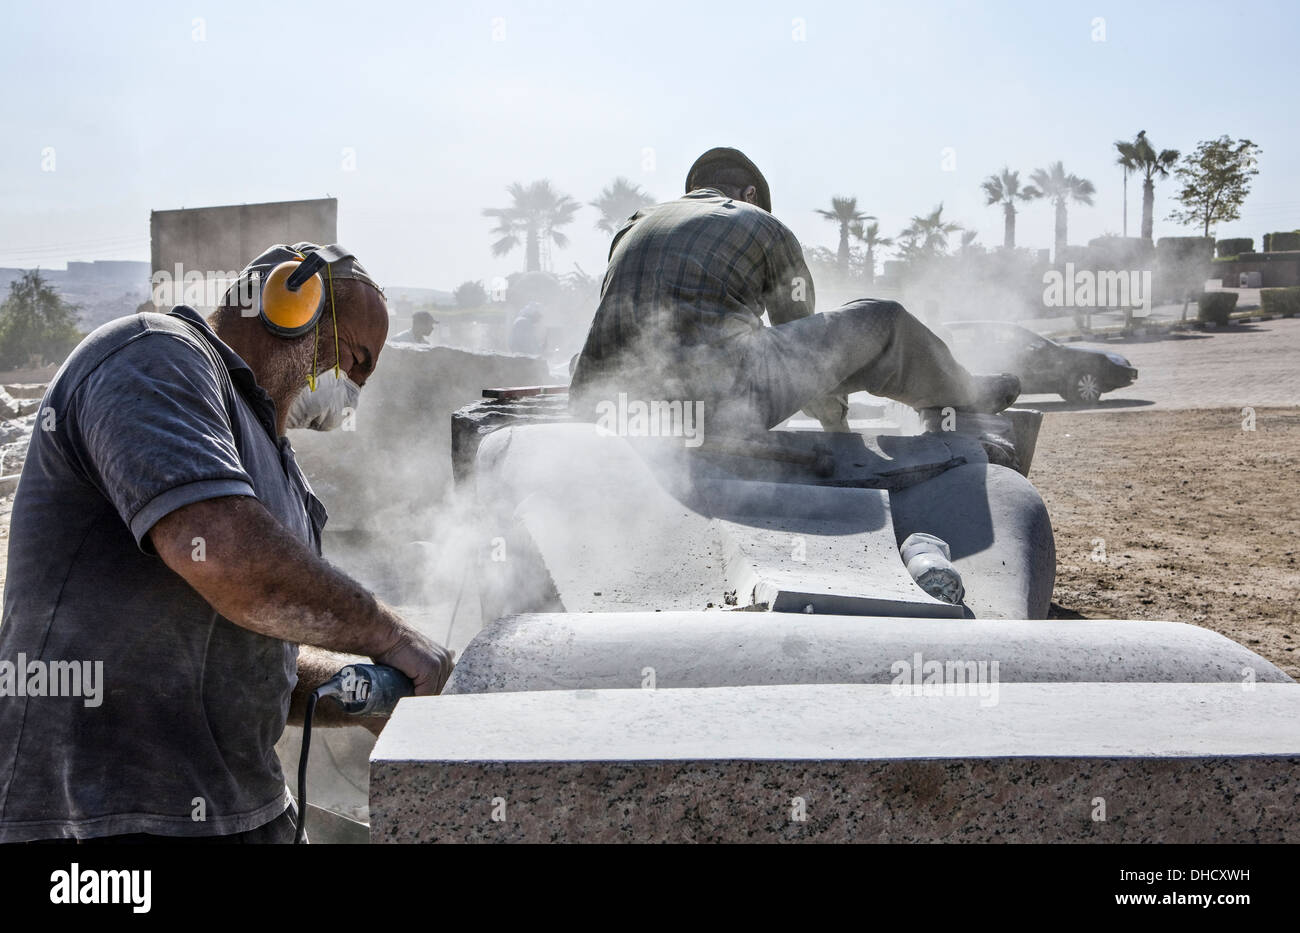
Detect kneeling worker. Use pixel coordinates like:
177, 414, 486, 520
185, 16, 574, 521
569, 147, 1019, 435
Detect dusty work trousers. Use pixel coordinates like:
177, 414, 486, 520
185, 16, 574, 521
692, 298, 985, 434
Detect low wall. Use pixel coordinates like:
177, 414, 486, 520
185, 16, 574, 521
1215, 252, 1300, 288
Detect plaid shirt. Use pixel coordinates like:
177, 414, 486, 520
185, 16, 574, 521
570, 188, 814, 405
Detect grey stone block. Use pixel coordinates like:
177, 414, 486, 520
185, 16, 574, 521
474, 423, 727, 619
442, 612, 1293, 694
472, 423, 1053, 620
369, 683, 1300, 843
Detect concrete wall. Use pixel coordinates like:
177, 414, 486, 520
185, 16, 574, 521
1216, 252, 1300, 288
149, 198, 338, 309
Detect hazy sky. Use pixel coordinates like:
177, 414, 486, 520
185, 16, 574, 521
2, 0, 1296, 291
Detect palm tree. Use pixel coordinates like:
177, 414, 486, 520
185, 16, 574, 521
899, 203, 962, 258
1114, 138, 1138, 238
849, 220, 893, 284
590, 177, 656, 234
1029, 162, 1096, 262
1114, 130, 1179, 243
483, 180, 581, 273
980, 168, 1040, 249
959, 230, 979, 256
816, 196, 874, 273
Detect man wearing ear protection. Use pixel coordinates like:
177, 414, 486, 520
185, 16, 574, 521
0, 242, 452, 843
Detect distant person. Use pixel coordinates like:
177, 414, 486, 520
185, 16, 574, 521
389, 310, 436, 345
508, 303, 546, 355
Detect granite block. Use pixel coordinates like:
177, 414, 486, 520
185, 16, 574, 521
442, 612, 1293, 694
370, 683, 1300, 843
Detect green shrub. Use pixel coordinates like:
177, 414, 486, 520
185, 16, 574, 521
1216, 237, 1253, 258
1266, 231, 1300, 252
1197, 291, 1238, 324
1261, 287, 1300, 317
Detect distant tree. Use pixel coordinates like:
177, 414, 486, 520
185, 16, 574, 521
1114, 130, 1179, 242
959, 230, 979, 256
801, 246, 842, 287
1030, 162, 1096, 261
1168, 136, 1261, 239
848, 220, 893, 284
980, 168, 1039, 249
590, 178, 656, 234
453, 280, 488, 308
483, 180, 580, 272
0, 270, 80, 369
1115, 139, 1137, 238
898, 203, 962, 260
816, 196, 874, 274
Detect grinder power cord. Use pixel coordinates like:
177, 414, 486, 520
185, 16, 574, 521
296, 663, 414, 844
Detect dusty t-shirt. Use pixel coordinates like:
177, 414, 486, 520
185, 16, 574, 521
0, 305, 326, 841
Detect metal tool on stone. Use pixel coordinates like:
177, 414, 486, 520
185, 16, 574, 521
295, 663, 414, 844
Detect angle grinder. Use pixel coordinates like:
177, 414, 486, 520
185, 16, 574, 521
295, 663, 414, 844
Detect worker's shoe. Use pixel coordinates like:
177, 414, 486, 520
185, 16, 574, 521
959, 372, 1021, 414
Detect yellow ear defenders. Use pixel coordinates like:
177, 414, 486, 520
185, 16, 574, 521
236, 243, 381, 392
252, 243, 366, 390
259, 257, 327, 338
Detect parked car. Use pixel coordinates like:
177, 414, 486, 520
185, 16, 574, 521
942, 321, 1137, 405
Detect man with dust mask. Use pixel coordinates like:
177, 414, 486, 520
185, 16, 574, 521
0, 243, 452, 843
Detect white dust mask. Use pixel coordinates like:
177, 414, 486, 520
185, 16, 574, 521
286, 369, 361, 431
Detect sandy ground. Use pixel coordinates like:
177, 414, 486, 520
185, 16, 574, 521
1032, 407, 1300, 679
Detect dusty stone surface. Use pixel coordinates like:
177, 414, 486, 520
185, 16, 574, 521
474, 423, 727, 617
708, 482, 961, 617
370, 683, 1300, 843
473, 423, 1053, 620
442, 613, 1292, 695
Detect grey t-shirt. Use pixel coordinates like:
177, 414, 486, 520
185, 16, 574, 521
0, 305, 327, 841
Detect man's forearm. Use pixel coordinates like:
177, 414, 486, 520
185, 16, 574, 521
149, 495, 405, 659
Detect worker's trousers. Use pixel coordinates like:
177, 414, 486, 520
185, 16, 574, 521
631, 298, 984, 436
571, 298, 991, 437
